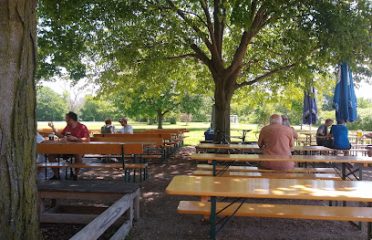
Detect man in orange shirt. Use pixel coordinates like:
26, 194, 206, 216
258, 114, 294, 170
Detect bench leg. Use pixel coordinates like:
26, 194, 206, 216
209, 196, 217, 240
134, 190, 140, 221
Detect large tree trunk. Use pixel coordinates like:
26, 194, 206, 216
157, 110, 163, 129
213, 75, 234, 143
0, 1, 39, 239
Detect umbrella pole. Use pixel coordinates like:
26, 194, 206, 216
309, 124, 312, 146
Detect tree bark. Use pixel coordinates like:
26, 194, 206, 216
213, 74, 235, 143
157, 110, 163, 129
0, 1, 39, 239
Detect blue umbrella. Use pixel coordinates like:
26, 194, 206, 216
333, 63, 357, 122
302, 87, 318, 125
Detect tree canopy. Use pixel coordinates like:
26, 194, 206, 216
36, 86, 68, 121
37, 0, 372, 140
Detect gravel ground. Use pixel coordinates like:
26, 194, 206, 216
41, 147, 372, 240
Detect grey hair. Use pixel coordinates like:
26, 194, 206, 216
270, 115, 282, 124
282, 115, 290, 127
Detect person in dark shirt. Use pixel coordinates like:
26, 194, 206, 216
316, 119, 333, 146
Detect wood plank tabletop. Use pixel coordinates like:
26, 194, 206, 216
37, 142, 143, 154
166, 175, 372, 201
196, 143, 259, 150
38, 180, 139, 194
196, 144, 332, 152
190, 153, 372, 164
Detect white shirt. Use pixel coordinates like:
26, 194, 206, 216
119, 125, 133, 134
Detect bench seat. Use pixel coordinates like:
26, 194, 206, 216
196, 164, 337, 174
193, 170, 341, 180
38, 162, 147, 169
177, 201, 372, 222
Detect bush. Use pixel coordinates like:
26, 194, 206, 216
348, 117, 372, 131
169, 117, 177, 124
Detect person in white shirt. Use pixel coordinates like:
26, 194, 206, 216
118, 118, 133, 134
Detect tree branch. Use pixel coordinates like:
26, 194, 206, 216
227, 4, 271, 78
190, 43, 211, 67
165, 53, 198, 60
199, 0, 214, 37
166, 0, 213, 51
236, 63, 296, 89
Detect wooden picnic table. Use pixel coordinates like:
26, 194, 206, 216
37, 142, 147, 182
190, 153, 372, 179
166, 175, 372, 240
37, 141, 143, 155
166, 175, 372, 201
38, 180, 140, 224
196, 143, 333, 154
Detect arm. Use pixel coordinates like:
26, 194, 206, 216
128, 125, 133, 134
363, 133, 372, 138
257, 130, 264, 148
66, 126, 90, 142
48, 122, 64, 138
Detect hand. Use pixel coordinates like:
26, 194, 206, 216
48, 122, 54, 128
66, 135, 79, 142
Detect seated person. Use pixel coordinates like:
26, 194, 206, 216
258, 114, 294, 170
316, 119, 333, 146
281, 115, 298, 140
48, 111, 90, 180
328, 120, 351, 150
101, 118, 115, 134
118, 117, 133, 134
363, 133, 372, 157
36, 132, 53, 179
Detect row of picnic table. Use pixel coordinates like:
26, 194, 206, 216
37, 130, 188, 181
36, 129, 188, 240
166, 142, 372, 240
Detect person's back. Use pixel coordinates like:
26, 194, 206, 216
101, 125, 114, 134
331, 124, 351, 150
258, 115, 294, 170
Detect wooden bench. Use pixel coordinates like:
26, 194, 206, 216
193, 170, 341, 180
93, 133, 175, 160
91, 136, 165, 161
37, 142, 148, 182
38, 181, 140, 240
166, 175, 372, 240
196, 164, 337, 174
178, 201, 372, 222
191, 153, 372, 180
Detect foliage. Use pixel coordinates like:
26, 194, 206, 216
80, 95, 122, 121
37, 0, 372, 140
36, 86, 67, 121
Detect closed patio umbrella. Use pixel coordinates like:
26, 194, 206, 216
302, 87, 318, 145
303, 87, 318, 125
333, 63, 357, 123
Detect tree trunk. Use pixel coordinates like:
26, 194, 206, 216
0, 1, 40, 239
213, 76, 234, 143
157, 110, 163, 129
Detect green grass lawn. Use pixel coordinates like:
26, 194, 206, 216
37, 121, 260, 146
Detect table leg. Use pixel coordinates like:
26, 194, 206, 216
212, 160, 216, 176
359, 164, 363, 181
209, 196, 217, 240
342, 163, 346, 180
